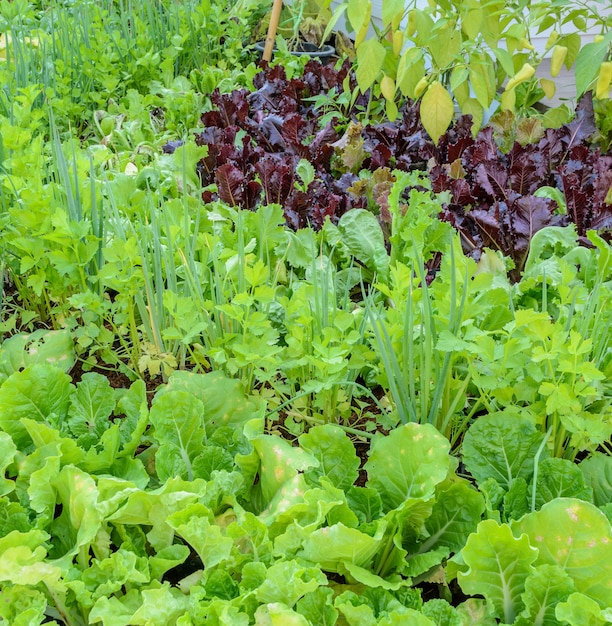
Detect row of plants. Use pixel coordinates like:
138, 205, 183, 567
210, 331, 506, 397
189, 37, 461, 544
0, 0, 611, 623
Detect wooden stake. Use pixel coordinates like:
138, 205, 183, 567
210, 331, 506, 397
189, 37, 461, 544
263, 0, 283, 61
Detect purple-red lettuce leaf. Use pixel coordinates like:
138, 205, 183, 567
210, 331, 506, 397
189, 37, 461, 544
216, 163, 246, 207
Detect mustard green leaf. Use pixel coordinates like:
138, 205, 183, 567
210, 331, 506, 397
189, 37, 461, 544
462, 411, 546, 491
365, 423, 452, 511
555, 592, 612, 626
579, 453, 612, 507
299, 424, 360, 491
519, 564, 575, 626
457, 519, 538, 623
512, 498, 612, 608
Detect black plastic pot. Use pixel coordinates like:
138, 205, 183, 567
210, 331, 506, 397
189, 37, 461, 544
254, 41, 335, 61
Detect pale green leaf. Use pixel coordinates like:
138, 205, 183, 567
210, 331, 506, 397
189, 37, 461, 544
338, 209, 389, 278
420, 81, 454, 144
299, 424, 360, 491
520, 564, 575, 626
457, 519, 538, 623
555, 592, 612, 625
0, 364, 72, 450
356, 39, 386, 94
512, 498, 612, 607
365, 423, 452, 511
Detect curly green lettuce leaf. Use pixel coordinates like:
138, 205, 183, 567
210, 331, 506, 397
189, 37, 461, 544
422, 599, 462, 626
457, 519, 538, 623
0, 364, 72, 450
67, 373, 116, 448
0, 529, 62, 587
296, 587, 338, 626
149, 390, 207, 482
0, 585, 49, 626
512, 498, 612, 608
166, 503, 233, 569
254, 559, 327, 608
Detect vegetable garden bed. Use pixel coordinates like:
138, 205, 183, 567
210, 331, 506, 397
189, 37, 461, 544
0, 1, 611, 624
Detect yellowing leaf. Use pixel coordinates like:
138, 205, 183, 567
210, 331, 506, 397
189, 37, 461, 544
420, 81, 454, 144
540, 78, 556, 99
355, 38, 386, 94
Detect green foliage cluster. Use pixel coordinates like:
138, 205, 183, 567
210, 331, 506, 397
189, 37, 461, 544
0, 0, 610, 622
0, 365, 610, 623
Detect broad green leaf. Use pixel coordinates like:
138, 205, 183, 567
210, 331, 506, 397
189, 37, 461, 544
148, 545, 190, 582
89, 589, 142, 626
255, 603, 310, 625
150, 390, 206, 482
299, 424, 360, 491
0, 364, 72, 450
555, 592, 612, 625
108, 477, 205, 551
255, 559, 327, 607
579, 453, 612, 507
296, 587, 338, 626
338, 208, 389, 278
129, 584, 190, 625
575, 42, 609, 97
415, 480, 485, 555
469, 54, 496, 109
512, 498, 612, 607
116, 379, 149, 457
67, 373, 116, 446
252, 434, 318, 505
420, 81, 454, 144
356, 39, 386, 94
334, 588, 408, 625
346, 486, 383, 524
0, 432, 17, 496
457, 519, 538, 623
530, 458, 592, 510
49, 465, 104, 560
299, 521, 385, 573
347, 0, 370, 33
159, 370, 261, 434
0, 329, 75, 379
365, 423, 452, 511
167, 504, 233, 569
519, 564, 575, 626
382, 0, 404, 28
462, 411, 546, 490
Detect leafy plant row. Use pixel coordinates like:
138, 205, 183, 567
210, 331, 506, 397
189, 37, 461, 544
172, 61, 612, 275
0, 359, 611, 624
